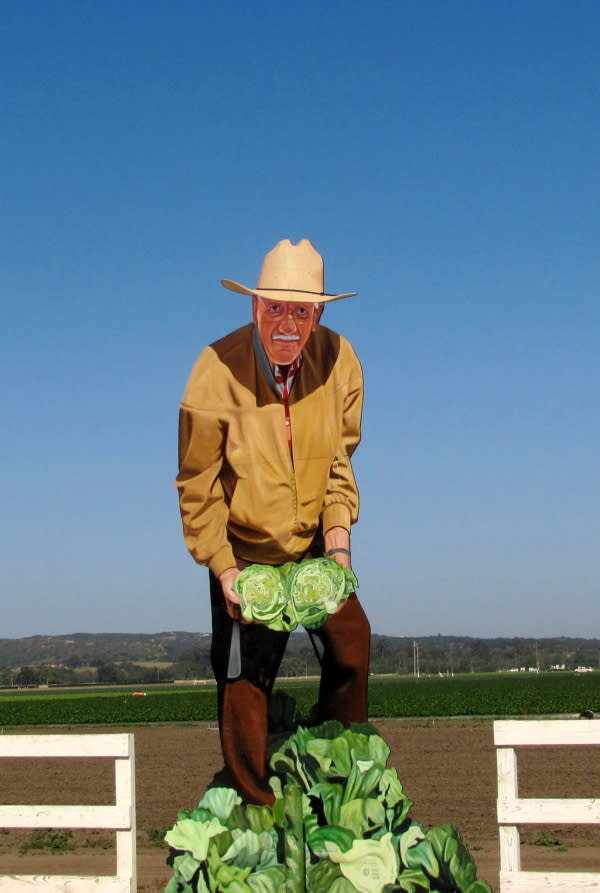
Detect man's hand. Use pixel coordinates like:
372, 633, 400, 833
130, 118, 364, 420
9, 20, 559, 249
219, 567, 243, 620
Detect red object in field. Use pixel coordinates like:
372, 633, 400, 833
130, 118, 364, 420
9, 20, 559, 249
133, 692, 147, 697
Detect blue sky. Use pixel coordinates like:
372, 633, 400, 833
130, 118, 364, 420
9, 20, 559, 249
2, 1, 598, 639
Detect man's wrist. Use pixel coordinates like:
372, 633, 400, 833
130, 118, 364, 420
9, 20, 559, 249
324, 524, 350, 551
209, 544, 237, 579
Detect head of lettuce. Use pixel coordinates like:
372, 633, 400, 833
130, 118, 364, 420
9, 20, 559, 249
234, 557, 358, 631
233, 563, 293, 630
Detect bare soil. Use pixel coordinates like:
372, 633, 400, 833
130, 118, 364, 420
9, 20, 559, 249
1, 719, 599, 891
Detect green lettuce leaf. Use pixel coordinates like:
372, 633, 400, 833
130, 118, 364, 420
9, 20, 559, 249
184, 806, 214, 824
403, 837, 440, 880
309, 781, 344, 826
330, 878, 362, 893
339, 796, 385, 838
164, 874, 196, 893
391, 866, 433, 891
221, 829, 278, 869
397, 821, 426, 867
197, 787, 242, 822
164, 816, 226, 861
206, 841, 253, 892
246, 866, 286, 893
425, 824, 492, 892
326, 831, 399, 893
175, 852, 203, 883
379, 767, 412, 815
243, 803, 276, 834
307, 824, 356, 858
307, 858, 344, 893
168, 852, 203, 890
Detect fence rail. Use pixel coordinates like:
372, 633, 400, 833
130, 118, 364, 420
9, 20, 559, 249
494, 719, 600, 892
0, 733, 136, 892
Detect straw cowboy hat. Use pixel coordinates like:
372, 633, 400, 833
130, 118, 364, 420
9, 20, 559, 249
221, 239, 356, 303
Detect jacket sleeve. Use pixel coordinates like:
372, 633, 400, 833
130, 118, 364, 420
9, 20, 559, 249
175, 400, 237, 579
321, 343, 363, 535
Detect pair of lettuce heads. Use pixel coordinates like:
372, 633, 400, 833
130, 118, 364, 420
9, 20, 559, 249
164, 720, 492, 893
233, 557, 358, 631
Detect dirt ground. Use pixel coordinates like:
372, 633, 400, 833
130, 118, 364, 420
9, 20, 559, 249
1, 719, 599, 891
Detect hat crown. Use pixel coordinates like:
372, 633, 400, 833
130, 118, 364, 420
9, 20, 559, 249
257, 239, 324, 296
220, 238, 356, 302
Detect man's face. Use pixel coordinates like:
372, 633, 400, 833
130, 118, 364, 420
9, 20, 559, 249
252, 296, 321, 365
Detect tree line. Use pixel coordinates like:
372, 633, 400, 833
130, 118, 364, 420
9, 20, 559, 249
1, 631, 598, 687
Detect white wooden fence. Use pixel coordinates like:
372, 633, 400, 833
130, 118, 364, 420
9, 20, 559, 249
494, 719, 600, 892
0, 733, 136, 892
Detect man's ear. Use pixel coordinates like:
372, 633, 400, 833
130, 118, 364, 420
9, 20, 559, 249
312, 303, 324, 330
251, 295, 259, 324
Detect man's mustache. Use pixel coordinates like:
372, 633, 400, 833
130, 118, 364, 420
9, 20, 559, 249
273, 334, 300, 342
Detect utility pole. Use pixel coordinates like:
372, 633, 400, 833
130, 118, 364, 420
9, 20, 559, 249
413, 640, 420, 679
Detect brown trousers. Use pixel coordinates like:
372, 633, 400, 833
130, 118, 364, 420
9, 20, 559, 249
209, 571, 371, 805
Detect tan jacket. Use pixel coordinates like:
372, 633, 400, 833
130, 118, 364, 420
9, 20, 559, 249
176, 323, 363, 578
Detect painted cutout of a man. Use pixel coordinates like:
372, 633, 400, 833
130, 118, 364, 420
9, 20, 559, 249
176, 239, 370, 804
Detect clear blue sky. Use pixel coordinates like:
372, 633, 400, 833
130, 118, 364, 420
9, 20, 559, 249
2, 1, 598, 640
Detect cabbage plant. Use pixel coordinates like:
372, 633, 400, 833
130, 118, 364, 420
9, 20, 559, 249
165, 721, 492, 893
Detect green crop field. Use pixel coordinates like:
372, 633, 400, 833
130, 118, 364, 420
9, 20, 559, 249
0, 672, 597, 727
367, 671, 599, 718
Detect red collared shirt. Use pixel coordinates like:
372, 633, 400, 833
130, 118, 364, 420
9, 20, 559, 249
272, 355, 302, 454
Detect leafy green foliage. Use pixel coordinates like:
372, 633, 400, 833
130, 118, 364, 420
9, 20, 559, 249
165, 722, 491, 893
166, 784, 284, 893
19, 828, 74, 855
147, 827, 170, 847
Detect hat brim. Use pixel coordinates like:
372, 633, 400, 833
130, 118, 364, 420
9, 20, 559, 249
221, 279, 356, 303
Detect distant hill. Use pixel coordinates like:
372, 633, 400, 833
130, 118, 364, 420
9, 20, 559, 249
1, 631, 599, 687
0, 631, 210, 669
